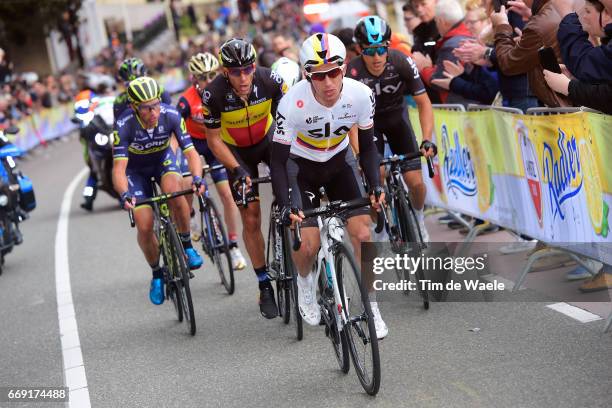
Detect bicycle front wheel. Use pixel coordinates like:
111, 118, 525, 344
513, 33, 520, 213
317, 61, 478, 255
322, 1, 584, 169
168, 224, 196, 335
335, 243, 380, 395
204, 198, 234, 295
283, 226, 302, 340
160, 231, 183, 322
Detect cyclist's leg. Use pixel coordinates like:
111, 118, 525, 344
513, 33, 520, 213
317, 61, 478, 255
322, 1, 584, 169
128, 170, 159, 265
197, 139, 241, 245
158, 149, 203, 269
286, 157, 321, 277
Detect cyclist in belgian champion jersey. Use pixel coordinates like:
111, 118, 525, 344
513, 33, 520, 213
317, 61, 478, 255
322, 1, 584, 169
177, 52, 247, 270
346, 16, 437, 241
270, 33, 389, 339
203, 38, 286, 319
113, 77, 205, 306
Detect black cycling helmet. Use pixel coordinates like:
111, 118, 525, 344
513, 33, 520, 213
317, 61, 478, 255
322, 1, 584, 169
354, 16, 392, 46
118, 57, 147, 82
219, 38, 257, 68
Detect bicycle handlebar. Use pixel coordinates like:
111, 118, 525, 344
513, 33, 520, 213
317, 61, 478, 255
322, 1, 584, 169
292, 197, 385, 251
239, 176, 271, 208
380, 152, 435, 179
127, 188, 195, 228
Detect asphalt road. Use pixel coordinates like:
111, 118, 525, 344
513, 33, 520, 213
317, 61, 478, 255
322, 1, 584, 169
0, 134, 610, 408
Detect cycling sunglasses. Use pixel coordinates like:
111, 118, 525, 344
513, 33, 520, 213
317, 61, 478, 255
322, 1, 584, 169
195, 72, 217, 82
227, 64, 255, 77
307, 67, 343, 81
361, 46, 389, 57
137, 101, 161, 113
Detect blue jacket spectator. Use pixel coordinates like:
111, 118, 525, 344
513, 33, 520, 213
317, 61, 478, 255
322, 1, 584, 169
449, 66, 499, 104
558, 13, 612, 83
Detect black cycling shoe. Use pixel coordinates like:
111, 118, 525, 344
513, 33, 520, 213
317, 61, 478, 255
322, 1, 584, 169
80, 198, 94, 211
259, 286, 278, 319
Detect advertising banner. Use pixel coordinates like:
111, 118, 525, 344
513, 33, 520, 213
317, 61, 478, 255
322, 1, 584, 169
408, 108, 611, 255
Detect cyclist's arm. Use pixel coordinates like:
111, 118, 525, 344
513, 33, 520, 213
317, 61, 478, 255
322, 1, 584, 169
172, 114, 203, 179
176, 96, 191, 119
112, 117, 131, 195
270, 108, 293, 206
356, 87, 381, 190
348, 125, 359, 156
357, 126, 380, 189
206, 127, 241, 170
112, 157, 129, 196
413, 93, 434, 141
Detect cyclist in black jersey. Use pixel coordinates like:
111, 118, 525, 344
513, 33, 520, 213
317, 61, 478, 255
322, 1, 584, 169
203, 38, 286, 319
347, 15, 437, 241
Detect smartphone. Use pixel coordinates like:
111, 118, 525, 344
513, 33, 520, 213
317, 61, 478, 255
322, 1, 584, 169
492, 0, 508, 12
538, 46, 562, 74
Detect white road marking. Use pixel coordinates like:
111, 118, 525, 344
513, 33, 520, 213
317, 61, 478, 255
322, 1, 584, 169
55, 167, 91, 408
547, 302, 603, 323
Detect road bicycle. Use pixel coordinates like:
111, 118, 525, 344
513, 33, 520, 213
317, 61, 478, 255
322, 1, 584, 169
239, 176, 303, 340
380, 153, 434, 310
200, 164, 235, 294
128, 186, 198, 335
293, 193, 385, 395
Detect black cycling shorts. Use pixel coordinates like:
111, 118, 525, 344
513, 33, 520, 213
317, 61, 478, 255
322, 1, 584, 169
287, 148, 369, 228
374, 109, 421, 172
229, 134, 271, 205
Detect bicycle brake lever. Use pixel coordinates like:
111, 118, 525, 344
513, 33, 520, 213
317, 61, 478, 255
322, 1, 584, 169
293, 222, 302, 251
426, 156, 435, 178
128, 209, 135, 228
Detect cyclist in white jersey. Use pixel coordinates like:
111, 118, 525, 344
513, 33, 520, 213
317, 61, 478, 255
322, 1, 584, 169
270, 33, 388, 339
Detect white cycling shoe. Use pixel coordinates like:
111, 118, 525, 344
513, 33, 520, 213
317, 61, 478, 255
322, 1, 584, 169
297, 274, 320, 326
230, 247, 247, 270
370, 301, 388, 340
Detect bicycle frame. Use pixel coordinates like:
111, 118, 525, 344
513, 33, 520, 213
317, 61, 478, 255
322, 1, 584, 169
314, 214, 350, 331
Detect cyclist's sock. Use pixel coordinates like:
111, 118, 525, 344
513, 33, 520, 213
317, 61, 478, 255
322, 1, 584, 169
229, 233, 239, 248
190, 208, 195, 218
229, 241, 238, 249
179, 232, 193, 249
254, 265, 271, 289
150, 261, 163, 279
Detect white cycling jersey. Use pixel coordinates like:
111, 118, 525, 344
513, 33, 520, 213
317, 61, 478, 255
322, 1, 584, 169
273, 77, 375, 162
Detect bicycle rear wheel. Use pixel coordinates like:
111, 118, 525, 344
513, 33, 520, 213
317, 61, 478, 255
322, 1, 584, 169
335, 243, 381, 395
283, 226, 302, 340
168, 224, 196, 335
205, 198, 234, 295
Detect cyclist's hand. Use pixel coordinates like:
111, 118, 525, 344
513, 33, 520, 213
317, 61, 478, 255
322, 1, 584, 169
120, 191, 135, 210
420, 140, 438, 158
192, 175, 206, 196
280, 206, 304, 227
230, 165, 251, 192
369, 186, 386, 212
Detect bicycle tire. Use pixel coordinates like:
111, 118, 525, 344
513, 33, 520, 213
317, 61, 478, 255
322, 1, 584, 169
206, 198, 234, 295
396, 189, 430, 309
335, 243, 381, 395
168, 224, 196, 335
160, 233, 183, 322
318, 261, 350, 373
283, 226, 302, 340
277, 224, 291, 324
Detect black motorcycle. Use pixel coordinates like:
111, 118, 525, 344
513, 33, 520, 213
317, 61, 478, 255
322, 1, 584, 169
73, 95, 118, 210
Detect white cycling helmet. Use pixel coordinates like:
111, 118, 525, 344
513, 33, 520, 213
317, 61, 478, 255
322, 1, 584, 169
299, 33, 346, 72
188, 52, 220, 75
271, 57, 301, 87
